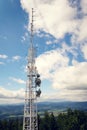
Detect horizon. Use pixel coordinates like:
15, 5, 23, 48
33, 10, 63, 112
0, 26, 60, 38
0, 101, 87, 106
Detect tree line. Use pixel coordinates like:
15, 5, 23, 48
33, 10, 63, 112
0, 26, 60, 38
0, 109, 87, 130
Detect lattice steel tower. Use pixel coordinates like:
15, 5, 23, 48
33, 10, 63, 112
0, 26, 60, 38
23, 8, 41, 130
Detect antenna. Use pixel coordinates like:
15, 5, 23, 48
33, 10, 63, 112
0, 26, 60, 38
23, 8, 41, 130
30, 8, 34, 45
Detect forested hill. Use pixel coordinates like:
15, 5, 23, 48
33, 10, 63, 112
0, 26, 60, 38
0, 109, 87, 130
0, 101, 87, 120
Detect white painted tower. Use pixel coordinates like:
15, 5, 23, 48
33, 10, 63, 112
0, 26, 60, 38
23, 8, 41, 130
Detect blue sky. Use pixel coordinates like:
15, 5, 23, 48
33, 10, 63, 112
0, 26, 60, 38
0, 0, 87, 104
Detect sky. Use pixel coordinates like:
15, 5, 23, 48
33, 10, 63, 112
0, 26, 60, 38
0, 0, 87, 104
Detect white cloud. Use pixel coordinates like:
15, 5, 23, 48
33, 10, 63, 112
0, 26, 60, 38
35, 49, 87, 101
81, 0, 87, 14
36, 50, 87, 90
0, 62, 5, 65
0, 86, 24, 104
10, 77, 26, 84
60, 43, 75, 59
36, 49, 69, 79
20, 0, 87, 45
0, 87, 24, 98
72, 59, 79, 66
46, 39, 59, 45
12, 55, 21, 61
21, 32, 29, 42
52, 62, 87, 90
20, 0, 87, 102
46, 40, 52, 45
0, 86, 86, 104
36, 30, 51, 38
0, 54, 8, 59
81, 43, 87, 60
39, 89, 87, 102
76, 16, 87, 42
20, 0, 77, 38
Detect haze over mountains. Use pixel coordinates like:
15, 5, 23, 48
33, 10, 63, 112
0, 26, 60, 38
0, 101, 87, 120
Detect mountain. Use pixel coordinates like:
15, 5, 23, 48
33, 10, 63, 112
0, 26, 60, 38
0, 101, 87, 120
38, 101, 87, 111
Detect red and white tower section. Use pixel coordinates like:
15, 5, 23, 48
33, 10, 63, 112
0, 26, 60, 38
23, 8, 41, 130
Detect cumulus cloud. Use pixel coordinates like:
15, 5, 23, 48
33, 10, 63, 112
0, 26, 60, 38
75, 16, 87, 42
81, 43, 87, 60
46, 39, 59, 45
36, 49, 69, 79
12, 55, 21, 61
46, 41, 52, 45
20, 0, 87, 44
52, 62, 87, 90
20, 0, 87, 102
20, 0, 87, 59
36, 49, 87, 101
0, 54, 8, 59
36, 49, 87, 90
20, 0, 77, 38
0, 86, 24, 99
10, 77, 26, 84
39, 89, 87, 102
81, 0, 87, 15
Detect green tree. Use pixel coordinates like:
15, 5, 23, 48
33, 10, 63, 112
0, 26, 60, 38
50, 112, 57, 130
43, 111, 50, 130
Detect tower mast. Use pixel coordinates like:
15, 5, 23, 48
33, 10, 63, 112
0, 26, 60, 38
23, 8, 41, 130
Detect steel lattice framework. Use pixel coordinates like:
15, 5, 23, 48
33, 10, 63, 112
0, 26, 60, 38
23, 8, 41, 130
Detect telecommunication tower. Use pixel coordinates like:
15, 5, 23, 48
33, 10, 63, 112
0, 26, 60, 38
23, 8, 41, 130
